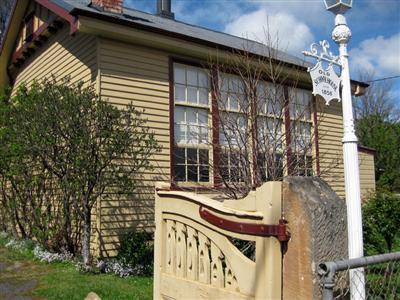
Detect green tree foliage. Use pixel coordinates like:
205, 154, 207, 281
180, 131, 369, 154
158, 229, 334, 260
363, 192, 400, 255
354, 72, 400, 192
356, 115, 400, 192
0, 78, 160, 264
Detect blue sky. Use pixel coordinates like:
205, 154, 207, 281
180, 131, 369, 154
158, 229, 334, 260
125, 0, 400, 101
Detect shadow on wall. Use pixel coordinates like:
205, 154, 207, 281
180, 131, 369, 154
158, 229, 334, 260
11, 25, 98, 88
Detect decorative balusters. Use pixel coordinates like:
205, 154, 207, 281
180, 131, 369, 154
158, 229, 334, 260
163, 219, 239, 293
210, 242, 225, 288
175, 222, 187, 278
186, 226, 198, 280
225, 260, 239, 292
165, 220, 176, 274
198, 232, 211, 284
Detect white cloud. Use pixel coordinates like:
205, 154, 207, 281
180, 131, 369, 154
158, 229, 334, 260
224, 8, 315, 56
349, 33, 400, 76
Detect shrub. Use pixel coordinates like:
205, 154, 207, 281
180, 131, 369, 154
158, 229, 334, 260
363, 191, 400, 255
116, 231, 154, 276
0, 78, 160, 264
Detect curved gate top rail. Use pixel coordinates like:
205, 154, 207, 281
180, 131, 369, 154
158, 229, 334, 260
153, 182, 287, 300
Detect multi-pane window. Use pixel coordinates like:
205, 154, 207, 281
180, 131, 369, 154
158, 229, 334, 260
256, 81, 285, 181
219, 113, 247, 182
257, 117, 283, 151
257, 81, 283, 116
174, 64, 209, 106
219, 74, 248, 182
290, 88, 312, 120
172, 63, 315, 184
173, 64, 210, 182
174, 107, 208, 145
219, 75, 246, 111
219, 112, 246, 147
290, 88, 313, 176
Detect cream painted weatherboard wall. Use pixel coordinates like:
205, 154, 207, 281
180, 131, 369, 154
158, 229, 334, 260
97, 38, 171, 256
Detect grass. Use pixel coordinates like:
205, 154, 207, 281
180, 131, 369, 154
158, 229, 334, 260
0, 235, 153, 300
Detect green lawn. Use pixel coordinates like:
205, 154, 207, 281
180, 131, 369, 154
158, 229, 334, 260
0, 241, 153, 300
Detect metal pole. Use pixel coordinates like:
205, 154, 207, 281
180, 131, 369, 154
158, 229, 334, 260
318, 262, 337, 300
321, 251, 400, 273
331, 14, 365, 300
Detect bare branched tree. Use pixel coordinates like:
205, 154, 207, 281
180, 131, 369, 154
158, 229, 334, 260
208, 47, 316, 198
354, 71, 400, 123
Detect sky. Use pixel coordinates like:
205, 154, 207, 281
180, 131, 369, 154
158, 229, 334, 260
125, 0, 400, 103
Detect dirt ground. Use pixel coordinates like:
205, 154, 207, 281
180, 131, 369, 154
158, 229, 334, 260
0, 249, 41, 300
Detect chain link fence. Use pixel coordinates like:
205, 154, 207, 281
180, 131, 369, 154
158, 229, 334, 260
318, 252, 400, 299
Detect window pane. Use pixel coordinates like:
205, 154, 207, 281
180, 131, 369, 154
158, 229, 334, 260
257, 152, 267, 182
187, 165, 198, 181
304, 92, 312, 120
199, 127, 208, 144
220, 166, 229, 181
198, 71, 208, 88
174, 124, 186, 144
187, 125, 199, 144
174, 164, 186, 181
199, 149, 209, 165
187, 148, 197, 164
220, 150, 228, 166
174, 106, 185, 123
187, 86, 197, 104
230, 77, 240, 93
267, 99, 281, 115
199, 166, 209, 182
175, 84, 186, 103
187, 68, 197, 86
198, 109, 208, 125
230, 93, 239, 111
219, 92, 229, 110
199, 88, 209, 106
219, 128, 228, 146
220, 77, 229, 92
174, 66, 186, 84
174, 147, 185, 164
186, 108, 197, 124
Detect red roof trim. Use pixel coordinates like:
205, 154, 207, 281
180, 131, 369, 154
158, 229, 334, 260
34, 0, 77, 34
312, 96, 321, 176
0, 0, 77, 59
12, 20, 50, 64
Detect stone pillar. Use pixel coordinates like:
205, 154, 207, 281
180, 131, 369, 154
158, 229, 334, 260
282, 177, 348, 300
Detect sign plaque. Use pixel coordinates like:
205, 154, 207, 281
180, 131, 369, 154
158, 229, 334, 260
309, 61, 341, 105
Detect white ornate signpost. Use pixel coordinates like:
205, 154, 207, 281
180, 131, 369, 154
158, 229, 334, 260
304, 40, 342, 105
303, 1, 366, 299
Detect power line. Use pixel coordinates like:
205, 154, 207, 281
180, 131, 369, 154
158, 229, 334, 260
367, 75, 400, 83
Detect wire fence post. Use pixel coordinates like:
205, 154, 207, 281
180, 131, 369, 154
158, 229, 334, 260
319, 262, 336, 300
318, 252, 400, 299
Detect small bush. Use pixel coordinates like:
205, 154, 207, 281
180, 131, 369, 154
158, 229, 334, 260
116, 231, 153, 276
363, 191, 400, 255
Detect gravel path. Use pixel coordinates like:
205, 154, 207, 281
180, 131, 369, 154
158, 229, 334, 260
0, 261, 40, 300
